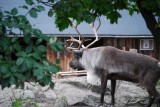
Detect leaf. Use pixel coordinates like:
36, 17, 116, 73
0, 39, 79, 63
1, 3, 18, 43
10, 66, 18, 72
13, 44, 21, 51
0, 11, 3, 17
49, 44, 57, 51
20, 5, 28, 9
33, 68, 44, 80
56, 41, 64, 51
25, 0, 34, 5
50, 41, 64, 52
3, 71, 12, 78
26, 45, 33, 53
33, 62, 43, 68
49, 37, 57, 44
48, 0, 55, 2
46, 66, 59, 73
35, 38, 43, 45
23, 24, 32, 35
56, 59, 60, 64
16, 57, 24, 65
0, 66, 8, 74
11, 37, 18, 43
106, 11, 121, 24
0, 55, 3, 59
20, 62, 29, 72
43, 61, 49, 66
11, 8, 18, 15
25, 57, 35, 68
15, 73, 26, 81
33, 29, 49, 41
37, 5, 45, 11
85, 15, 95, 23
50, 81, 55, 89
33, 29, 42, 36
40, 34, 49, 41
48, 9, 54, 17
43, 75, 51, 85
16, 51, 27, 57
29, 8, 38, 18
4, 11, 11, 15
31, 53, 41, 60
24, 71, 31, 80
55, 18, 70, 31
37, 45, 46, 53
9, 76, 16, 85
24, 35, 32, 44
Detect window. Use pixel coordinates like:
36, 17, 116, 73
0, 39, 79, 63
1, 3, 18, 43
140, 39, 154, 50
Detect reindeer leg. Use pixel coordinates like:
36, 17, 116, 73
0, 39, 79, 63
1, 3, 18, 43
97, 74, 108, 107
110, 79, 116, 106
145, 96, 155, 107
146, 87, 159, 107
156, 97, 160, 107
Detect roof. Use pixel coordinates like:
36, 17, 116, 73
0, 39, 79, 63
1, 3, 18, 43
54, 34, 153, 38
0, 0, 152, 37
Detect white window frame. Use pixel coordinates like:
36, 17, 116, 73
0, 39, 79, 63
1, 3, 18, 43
140, 39, 154, 50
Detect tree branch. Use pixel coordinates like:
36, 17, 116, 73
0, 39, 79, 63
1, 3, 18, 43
136, 0, 160, 39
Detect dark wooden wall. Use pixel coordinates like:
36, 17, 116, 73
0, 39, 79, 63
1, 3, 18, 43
47, 37, 158, 72
102, 38, 156, 58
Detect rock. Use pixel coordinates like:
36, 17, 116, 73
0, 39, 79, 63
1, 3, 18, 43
53, 77, 147, 107
0, 76, 149, 107
0, 94, 5, 100
54, 98, 68, 107
54, 77, 108, 106
23, 90, 35, 99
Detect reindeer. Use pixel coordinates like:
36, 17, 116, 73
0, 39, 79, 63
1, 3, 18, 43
66, 19, 160, 107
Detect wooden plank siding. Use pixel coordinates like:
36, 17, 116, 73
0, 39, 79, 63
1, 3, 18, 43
47, 38, 74, 72
47, 37, 158, 72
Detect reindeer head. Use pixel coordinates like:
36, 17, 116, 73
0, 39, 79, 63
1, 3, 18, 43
66, 18, 100, 70
69, 51, 84, 70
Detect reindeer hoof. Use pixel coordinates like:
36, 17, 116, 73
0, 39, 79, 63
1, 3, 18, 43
108, 105, 115, 107
96, 103, 107, 107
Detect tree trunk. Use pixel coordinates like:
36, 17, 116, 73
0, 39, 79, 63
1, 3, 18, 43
136, 0, 160, 60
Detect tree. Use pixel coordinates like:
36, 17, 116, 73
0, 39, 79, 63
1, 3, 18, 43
0, 0, 63, 89
38, 0, 160, 59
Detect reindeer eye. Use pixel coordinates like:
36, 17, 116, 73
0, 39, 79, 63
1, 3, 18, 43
74, 54, 80, 59
74, 51, 83, 59
75, 54, 79, 58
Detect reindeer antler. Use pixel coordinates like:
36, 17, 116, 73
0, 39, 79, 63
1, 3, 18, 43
85, 22, 99, 48
66, 18, 100, 51
66, 34, 85, 50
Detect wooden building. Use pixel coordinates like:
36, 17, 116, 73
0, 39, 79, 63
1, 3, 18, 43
47, 34, 159, 73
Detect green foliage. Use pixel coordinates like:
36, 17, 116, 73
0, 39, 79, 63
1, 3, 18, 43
25, 0, 34, 5
0, 1, 63, 89
11, 8, 18, 16
49, 40, 64, 52
12, 98, 23, 107
43, 0, 140, 31
37, 0, 159, 31
29, 8, 38, 18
